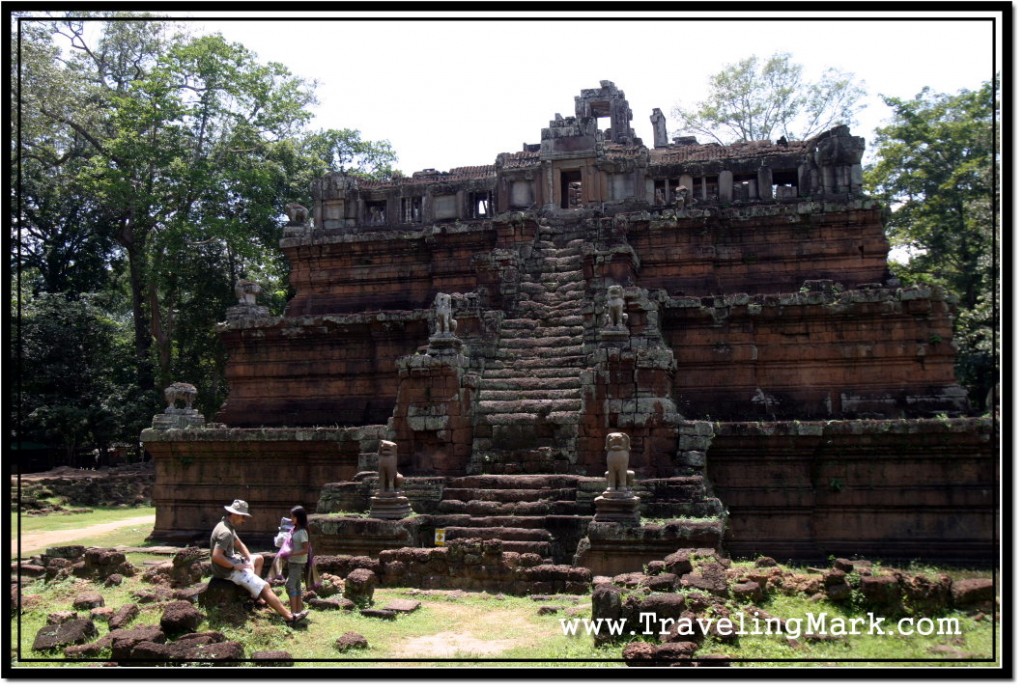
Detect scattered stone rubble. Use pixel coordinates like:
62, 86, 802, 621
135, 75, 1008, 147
13, 542, 996, 665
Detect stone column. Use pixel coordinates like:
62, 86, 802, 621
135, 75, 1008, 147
650, 108, 668, 148
758, 165, 773, 201
718, 170, 734, 204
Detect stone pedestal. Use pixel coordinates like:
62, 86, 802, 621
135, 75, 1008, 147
368, 492, 412, 520
599, 327, 629, 342
593, 490, 641, 525
150, 410, 206, 431
427, 332, 463, 354
224, 304, 269, 323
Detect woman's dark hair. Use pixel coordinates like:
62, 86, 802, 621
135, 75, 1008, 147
290, 505, 308, 529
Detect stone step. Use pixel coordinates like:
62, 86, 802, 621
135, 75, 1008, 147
476, 399, 581, 415
437, 498, 582, 517
477, 410, 580, 426
441, 524, 555, 540
497, 329, 585, 342
499, 336, 582, 349
482, 367, 583, 379
534, 259, 583, 272
538, 270, 585, 283
478, 389, 581, 402
514, 300, 586, 315
494, 349, 584, 361
476, 377, 581, 391
502, 356, 586, 369
449, 474, 582, 490
440, 493, 574, 511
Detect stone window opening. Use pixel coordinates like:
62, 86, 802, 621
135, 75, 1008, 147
693, 176, 718, 201
771, 169, 799, 200
471, 191, 493, 219
366, 200, 387, 226
733, 174, 758, 201
401, 197, 422, 223
561, 170, 583, 209
654, 178, 679, 206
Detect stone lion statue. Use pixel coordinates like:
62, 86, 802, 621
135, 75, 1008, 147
434, 292, 458, 335
377, 440, 403, 494
605, 432, 634, 492
606, 285, 626, 329
234, 278, 262, 306
285, 203, 309, 226
164, 382, 198, 413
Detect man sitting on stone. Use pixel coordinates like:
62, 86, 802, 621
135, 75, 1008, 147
210, 499, 308, 626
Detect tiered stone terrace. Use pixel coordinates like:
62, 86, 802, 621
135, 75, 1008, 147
144, 82, 995, 571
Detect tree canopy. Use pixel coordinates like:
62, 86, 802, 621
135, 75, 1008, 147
673, 52, 866, 144
864, 79, 999, 406
12, 14, 399, 456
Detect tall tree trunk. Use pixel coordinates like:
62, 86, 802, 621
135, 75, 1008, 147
149, 280, 174, 390
123, 232, 154, 392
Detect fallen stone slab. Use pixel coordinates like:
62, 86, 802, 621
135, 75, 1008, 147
379, 599, 421, 614
33, 618, 98, 652
359, 608, 397, 621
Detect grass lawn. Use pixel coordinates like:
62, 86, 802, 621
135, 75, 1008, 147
9, 506, 1000, 669
11, 506, 156, 557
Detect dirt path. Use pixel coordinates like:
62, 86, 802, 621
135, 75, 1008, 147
12, 515, 155, 554
391, 601, 553, 657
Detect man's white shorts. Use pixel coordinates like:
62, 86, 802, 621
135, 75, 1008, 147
226, 562, 268, 598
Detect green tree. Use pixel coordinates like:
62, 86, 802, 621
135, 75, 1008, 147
673, 52, 866, 144
864, 80, 999, 407
14, 292, 156, 464
15, 15, 400, 420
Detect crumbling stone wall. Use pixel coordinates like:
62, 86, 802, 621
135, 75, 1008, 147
317, 538, 591, 596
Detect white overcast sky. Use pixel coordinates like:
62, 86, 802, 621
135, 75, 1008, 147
156, 9, 1001, 176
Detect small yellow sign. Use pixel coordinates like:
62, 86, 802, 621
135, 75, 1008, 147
434, 528, 446, 546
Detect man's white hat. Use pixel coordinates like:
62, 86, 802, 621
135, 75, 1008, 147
224, 499, 252, 517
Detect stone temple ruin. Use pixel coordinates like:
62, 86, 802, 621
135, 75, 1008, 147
143, 82, 995, 574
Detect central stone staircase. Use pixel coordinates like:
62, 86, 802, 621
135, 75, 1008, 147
432, 474, 596, 562
470, 232, 589, 474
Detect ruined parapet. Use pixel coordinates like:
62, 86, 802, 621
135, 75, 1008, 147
575, 80, 638, 145
801, 124, 866, 196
